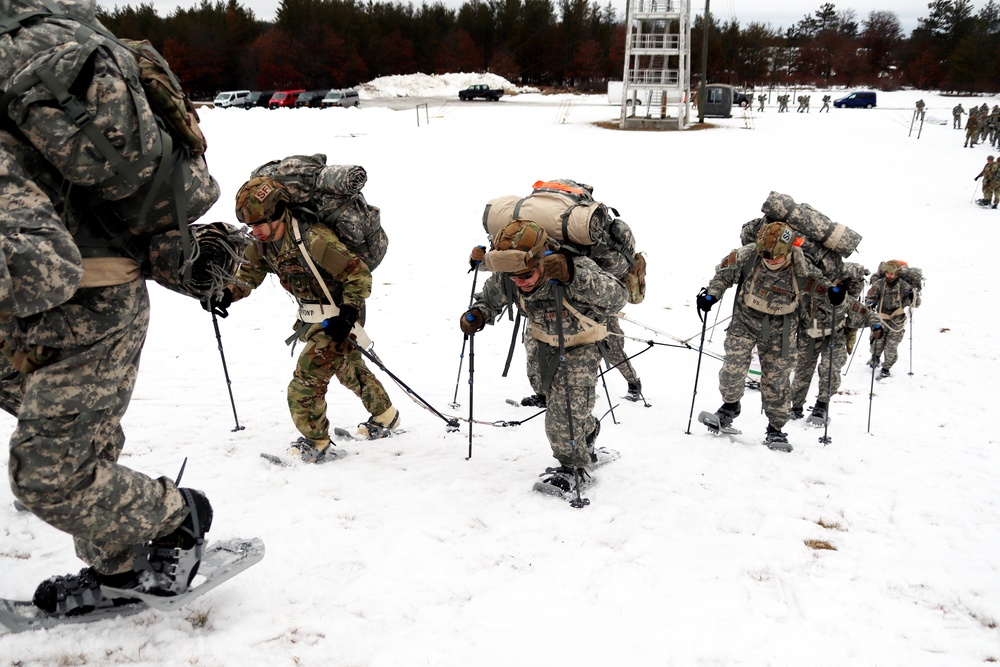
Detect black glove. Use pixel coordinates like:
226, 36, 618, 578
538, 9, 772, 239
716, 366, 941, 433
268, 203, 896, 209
460, 309, 485, 335
975, 175, 981, 181
203, 288, 233, 318
871, 324, 883, 340
827, 284, 846, 306
838, 277, 853, 295
322, 304, 359, 344
469, 245, 486, 272
696, 292, 716, 312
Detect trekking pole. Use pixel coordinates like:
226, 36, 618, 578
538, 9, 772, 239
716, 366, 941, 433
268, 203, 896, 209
907, 303, 915, 376
707, 300, 722, 344
553, 283, 589, 509
866, 361, 876, 434
466, 331, 475, 459
685, 291, 710, 435
210, 310, 245, 432
600, 357, 619, 425
818, 331, 836, 446
917, 112, 925, 139
843, 331, 860, 375
450, 264, 482, 408
908, 110, 916, 137
350, 339, 460, 431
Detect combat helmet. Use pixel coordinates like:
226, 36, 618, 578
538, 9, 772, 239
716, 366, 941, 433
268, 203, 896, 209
755, 221, 795, 260
485, 219, 550, 275
235, 176, 290, 225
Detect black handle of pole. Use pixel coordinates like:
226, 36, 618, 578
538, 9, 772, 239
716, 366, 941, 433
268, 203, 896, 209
211, 310, 245, 432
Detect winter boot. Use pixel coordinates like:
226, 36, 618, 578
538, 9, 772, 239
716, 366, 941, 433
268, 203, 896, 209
624, 380, 643, 402
32, 567, 141, 616
879, 367, 891, 379
715, 401, 741, 429
810, 400, 829, 422
867, 356, 880, 369
789, 405, 804, 420
764, 425, 792, 452
134, 488, 213, 596
520, 393, 547, 408
288, 437, 339, 463
357, 406, 400, 439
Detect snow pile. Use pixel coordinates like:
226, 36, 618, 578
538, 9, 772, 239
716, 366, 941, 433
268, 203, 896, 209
358, 71, 539, 98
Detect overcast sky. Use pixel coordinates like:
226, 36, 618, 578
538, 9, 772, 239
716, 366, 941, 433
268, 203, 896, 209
116, 0, 947, 34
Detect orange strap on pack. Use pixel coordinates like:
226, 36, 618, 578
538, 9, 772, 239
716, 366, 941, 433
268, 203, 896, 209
532, 180, 586, 196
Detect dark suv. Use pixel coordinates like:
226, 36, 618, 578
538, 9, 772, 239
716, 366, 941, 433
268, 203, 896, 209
238, 90, 274, 109
295, 90, 329, 108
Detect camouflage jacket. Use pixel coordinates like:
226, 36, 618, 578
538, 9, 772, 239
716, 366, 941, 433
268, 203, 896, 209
230, 218, 370, 313
473, 256, 627, 348
0, 130, 84, 322
866, 273, 920, 322
978, 161, 998, 184
707, 244, 831, 332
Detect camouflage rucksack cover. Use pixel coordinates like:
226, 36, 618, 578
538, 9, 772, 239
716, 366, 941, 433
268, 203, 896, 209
250, 154, 388, 271
0, 0, 228, 299
483, 179, 646, 304
741, 191, 863, 282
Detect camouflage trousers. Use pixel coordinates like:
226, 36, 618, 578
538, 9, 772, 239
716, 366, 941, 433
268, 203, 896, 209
870, 315, 906, 371
965, 127, 978, 145
983, 180, 999, 204
720, 316, 796, 429
3, 279, 186, 574
288, 330, 391, 441
534, 342, 601, 468
791, 330, 847, 408
599, 317, 639, 385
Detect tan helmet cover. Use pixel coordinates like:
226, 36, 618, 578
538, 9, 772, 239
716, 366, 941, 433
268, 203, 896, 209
485, 220, 549, 274
235, 176, 290, 225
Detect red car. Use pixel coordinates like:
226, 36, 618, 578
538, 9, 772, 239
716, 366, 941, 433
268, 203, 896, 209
268, 89, 306, 109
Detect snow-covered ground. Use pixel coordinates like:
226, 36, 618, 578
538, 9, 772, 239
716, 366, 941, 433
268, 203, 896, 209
2, 77, 1000, 666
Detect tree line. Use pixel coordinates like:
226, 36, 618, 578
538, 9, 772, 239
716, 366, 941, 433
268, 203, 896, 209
98, 0, 1000, 99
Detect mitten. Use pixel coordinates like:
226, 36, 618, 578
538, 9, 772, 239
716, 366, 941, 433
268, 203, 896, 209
323, 305, 359, 344
460, 309, 485, 335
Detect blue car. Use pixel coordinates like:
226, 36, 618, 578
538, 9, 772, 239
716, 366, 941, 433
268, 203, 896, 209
834, 91, 877, 109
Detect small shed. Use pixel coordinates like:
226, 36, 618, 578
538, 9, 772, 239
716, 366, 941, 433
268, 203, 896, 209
700, 84, 734, 118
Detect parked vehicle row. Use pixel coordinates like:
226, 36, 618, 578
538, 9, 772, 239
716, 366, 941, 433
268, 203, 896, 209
212, 89, 360, 109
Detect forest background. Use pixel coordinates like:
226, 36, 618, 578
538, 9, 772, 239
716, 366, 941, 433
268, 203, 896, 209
99, 0, 1000, 100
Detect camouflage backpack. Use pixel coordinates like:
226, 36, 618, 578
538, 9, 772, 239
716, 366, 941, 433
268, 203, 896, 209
251, 154, 388, 271
483, 179, 647, 304
0, 0, 221, 293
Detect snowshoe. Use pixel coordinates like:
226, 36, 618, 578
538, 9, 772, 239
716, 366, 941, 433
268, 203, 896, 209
532, 466, 592, 497
879, 367, 891, 379
698, 409, 742, 435
287, 437, 342, 463
764, 425, 792, 452
32, 568, 142, 617
623, 381, 643, 402
806, 400, 829, 427
867, 356, 880, 369
133, 488, 213, 596
356, 407, 400, 440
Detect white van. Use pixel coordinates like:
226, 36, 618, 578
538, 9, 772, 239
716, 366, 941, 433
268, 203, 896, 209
213, 90, 251, 108
322, 89, 360, 108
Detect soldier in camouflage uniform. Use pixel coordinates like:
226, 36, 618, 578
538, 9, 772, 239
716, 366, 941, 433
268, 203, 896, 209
953, 104, 966, 129
461, 220, 627, 491
965, 112, 979, 148
213, 176, 399, 463
975, 155, 999, 208
696, 221, 840, 451
820, 95, 831, 112
866, 260, 922, 378
790, 262, 879, 423
0, 127, 213, 615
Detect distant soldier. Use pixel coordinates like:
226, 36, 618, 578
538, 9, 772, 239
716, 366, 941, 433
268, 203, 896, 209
975, 155, 999, 209
984, 106, 999, 148
777, 95, 787, 112
953, 103, 965, 130
914, 99, 925, 118
867, 261, 922, 378
965, 111, 979, 148
804, 95, 811, 113
758, 94, 766, 112
820, 94, 831, 112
